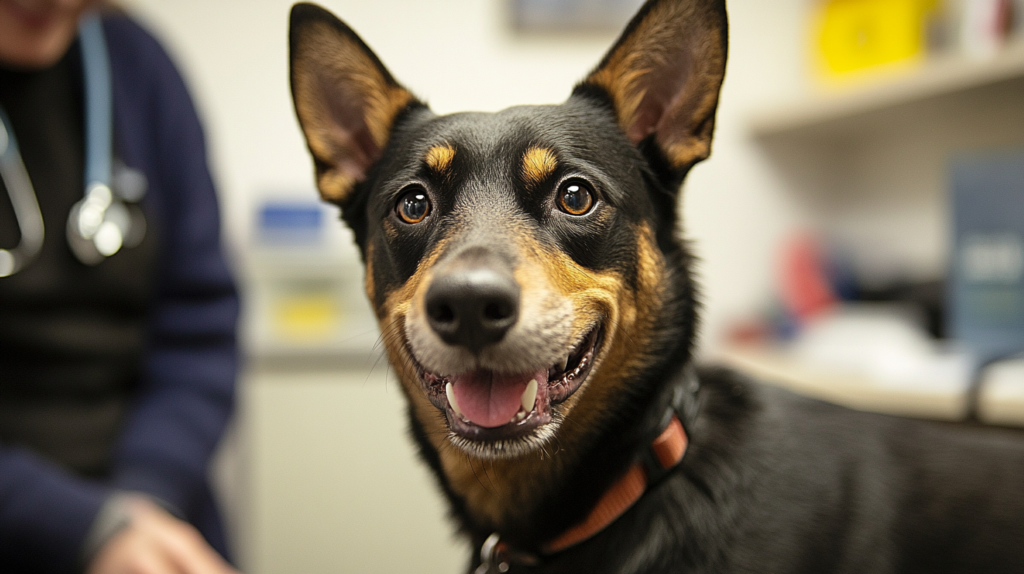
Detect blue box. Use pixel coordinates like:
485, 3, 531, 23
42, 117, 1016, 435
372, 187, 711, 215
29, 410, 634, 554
256, 201, 324, 246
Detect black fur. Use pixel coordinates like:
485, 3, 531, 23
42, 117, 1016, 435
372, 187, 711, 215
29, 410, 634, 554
514, 367, 1024, 573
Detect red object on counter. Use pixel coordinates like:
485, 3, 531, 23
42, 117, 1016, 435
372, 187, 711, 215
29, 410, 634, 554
780, 233, 837, 322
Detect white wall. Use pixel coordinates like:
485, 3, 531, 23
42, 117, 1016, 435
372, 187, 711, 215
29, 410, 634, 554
683, 0, 811, 343
118, 0, 811, 350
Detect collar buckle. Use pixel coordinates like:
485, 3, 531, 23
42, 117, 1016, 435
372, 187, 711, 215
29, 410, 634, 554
476, 533, 539, 573
475, 533, 509, 574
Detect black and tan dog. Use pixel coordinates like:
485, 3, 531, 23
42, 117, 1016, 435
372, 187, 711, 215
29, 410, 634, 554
288, 1, 1024, 572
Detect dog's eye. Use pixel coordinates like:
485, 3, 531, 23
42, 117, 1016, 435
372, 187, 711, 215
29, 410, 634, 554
396, 188, 431, 224
557, 180, 594, 216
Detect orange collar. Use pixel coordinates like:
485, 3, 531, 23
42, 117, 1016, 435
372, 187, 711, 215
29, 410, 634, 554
544, 414, 688, 553
476, 369, 697, 574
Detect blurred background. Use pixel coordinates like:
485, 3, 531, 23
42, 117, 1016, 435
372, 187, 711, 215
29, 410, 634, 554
113, 0, 1024, 571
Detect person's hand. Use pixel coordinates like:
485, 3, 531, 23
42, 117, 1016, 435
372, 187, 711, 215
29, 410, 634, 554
86, 497, 239, 574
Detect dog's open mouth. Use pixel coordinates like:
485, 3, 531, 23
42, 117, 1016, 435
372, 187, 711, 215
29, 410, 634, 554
416, 325, 603, 442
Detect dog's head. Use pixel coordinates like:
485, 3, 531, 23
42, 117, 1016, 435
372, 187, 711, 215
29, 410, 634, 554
289, 0, 726, 523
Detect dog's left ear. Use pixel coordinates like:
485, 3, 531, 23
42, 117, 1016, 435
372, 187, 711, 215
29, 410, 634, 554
578, 0, 727, 173
289, 3, 416, 206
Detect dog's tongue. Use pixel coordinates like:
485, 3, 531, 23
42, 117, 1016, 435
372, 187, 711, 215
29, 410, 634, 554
451, 369, 546, 428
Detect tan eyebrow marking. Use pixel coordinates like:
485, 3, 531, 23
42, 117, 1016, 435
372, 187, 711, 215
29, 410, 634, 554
425, 144, 456, 174
522, 146, 558, 187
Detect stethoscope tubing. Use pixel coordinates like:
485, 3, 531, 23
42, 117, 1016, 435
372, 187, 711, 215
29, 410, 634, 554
0, 108, 45, 277
81, 12, 113, 191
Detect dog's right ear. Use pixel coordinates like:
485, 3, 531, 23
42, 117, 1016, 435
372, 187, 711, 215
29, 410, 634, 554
576, 0, 727, 176
289, 3, 416, 206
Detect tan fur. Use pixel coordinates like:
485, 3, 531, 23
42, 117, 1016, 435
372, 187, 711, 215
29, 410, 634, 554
521, 147, 558, 187
374, 238, 463, 501
585, 1, 725, 168
292, 21, 413, 204
372, 223, 667, 527
425, 144, 456, 175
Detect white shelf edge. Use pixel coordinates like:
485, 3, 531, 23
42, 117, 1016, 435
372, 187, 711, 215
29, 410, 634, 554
748, 40, 1024, 139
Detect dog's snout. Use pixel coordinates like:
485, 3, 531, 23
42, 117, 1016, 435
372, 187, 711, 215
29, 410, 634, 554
425, 265, 519, 354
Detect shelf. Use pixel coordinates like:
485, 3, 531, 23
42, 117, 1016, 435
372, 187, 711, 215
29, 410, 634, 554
713, 344, 969, 422
749, 40, 1024, 141
713, 345, 1024, 427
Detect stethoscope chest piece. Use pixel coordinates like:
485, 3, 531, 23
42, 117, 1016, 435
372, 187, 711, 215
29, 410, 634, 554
66, 165, 148, 265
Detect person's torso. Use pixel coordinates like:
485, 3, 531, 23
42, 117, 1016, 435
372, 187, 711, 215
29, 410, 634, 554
0, 40, 159, 477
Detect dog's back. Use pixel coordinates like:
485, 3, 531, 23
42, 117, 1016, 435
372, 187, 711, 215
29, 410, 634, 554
529, 368, 1024, 573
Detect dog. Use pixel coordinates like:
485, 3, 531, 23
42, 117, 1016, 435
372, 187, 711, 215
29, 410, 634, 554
287, 1, 1024, 572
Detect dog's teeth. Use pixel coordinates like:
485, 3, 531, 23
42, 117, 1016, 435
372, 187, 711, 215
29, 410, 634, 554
522, 379, 538, 412
446, 383, 464, 418
551, 357, 568, 374
514, 411, 527, 422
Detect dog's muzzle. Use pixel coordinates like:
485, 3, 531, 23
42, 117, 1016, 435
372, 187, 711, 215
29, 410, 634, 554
405, 245, 601, 449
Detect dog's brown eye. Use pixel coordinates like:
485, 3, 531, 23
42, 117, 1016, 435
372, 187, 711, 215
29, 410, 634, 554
396, 188, 431, 224
557, 180, 594, 216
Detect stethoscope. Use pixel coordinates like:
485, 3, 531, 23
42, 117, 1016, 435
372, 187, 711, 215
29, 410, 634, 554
0, 13, 147, 278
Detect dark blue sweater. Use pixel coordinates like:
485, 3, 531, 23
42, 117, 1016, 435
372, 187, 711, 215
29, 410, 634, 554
0, 14, 238, 572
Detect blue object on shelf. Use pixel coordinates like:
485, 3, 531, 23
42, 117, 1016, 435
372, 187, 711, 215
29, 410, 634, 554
949, 150, 1024, 363
256, 201, 324, 245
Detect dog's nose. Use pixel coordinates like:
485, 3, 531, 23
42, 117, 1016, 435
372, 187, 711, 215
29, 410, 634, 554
425, 265, 519, 354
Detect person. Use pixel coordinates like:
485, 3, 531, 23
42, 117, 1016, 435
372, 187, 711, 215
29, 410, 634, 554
0, 1, 240, 572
